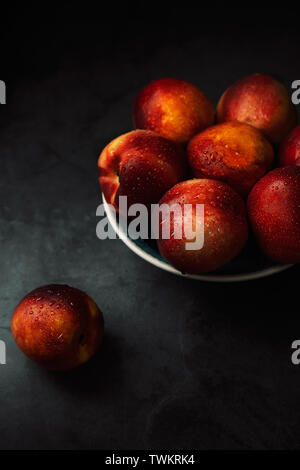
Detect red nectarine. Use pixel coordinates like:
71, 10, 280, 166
11, 285, 104, 370
133, 78, 215, 143
187, 121, 274, 196
98, 130, 187, 211
279, 125, 300, 167
157, 179, 248, 273
216, 73, 297, 144
247, 166, 300, 263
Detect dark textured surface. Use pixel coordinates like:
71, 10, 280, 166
1, 12, 300, 449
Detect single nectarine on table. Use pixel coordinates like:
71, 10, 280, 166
157, 179, 248, 274
247, 166, 300, 264
216, 73, 298, 144
187, 121, 274, 196
279, 125, 300, 167
98, 129, 187, 211
133, 78, 215, 144
11, 285, 104, 370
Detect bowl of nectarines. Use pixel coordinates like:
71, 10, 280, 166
98, 75, 299, 282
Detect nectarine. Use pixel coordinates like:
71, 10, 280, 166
98, 130, 187, 211
279, 125, 300, 167
247, 166, 300, 263
187, 121, 274, 196
11, 285, 104, 370
133, 78, 214, 143
216, 73, 297, 144
157, 179, 248, 273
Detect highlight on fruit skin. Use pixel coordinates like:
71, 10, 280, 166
98, 129, 187, 212
216, 73, 298, 144
247, 166, 300, 264
133, 78, 215, 144
279, 125, 300, 167
11, 284, 104, 370
187, 121, 274, 196
157, 179, 248, 274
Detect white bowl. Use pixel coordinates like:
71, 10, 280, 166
103, 196, 292, 282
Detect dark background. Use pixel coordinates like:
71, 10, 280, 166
1, 4, 300, 450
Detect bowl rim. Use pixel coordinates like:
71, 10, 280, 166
102, 196, 292, 282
